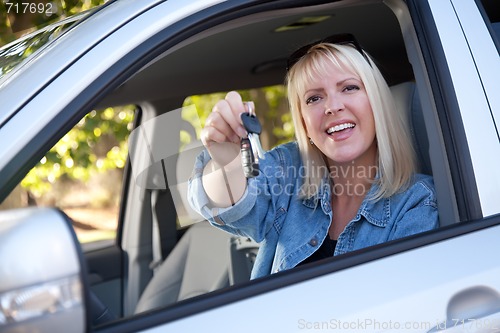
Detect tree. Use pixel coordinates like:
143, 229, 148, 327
0, 0, 119, 209
182, 85, 294, 151
21, 106, 135, 200
1, 0, 107, 47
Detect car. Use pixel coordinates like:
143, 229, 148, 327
0, 0, 499, 332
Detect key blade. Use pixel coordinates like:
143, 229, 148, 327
248, 133, 266, 160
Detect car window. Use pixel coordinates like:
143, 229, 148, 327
129, 86, 289, 234
169, 85, 289, 230
0, 105, 136, 244
121, 86, 295, 319
0, 0, 474, 328
0, 12, 88, 83
111, 0, 454, 322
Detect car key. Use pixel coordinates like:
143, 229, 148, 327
241, 102, 266, 159
240, 102, 266, 178
241, 114, 266, 159
240, 137, 258, 178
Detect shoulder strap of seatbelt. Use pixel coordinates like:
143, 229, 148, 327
149, 190, 162, 274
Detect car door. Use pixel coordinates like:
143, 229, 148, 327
1, 0, 260, 327
1, 0, 499, 332
0, 0, 227, 321
99, 0, 500, 331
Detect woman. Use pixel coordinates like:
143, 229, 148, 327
188, 34, 438, 278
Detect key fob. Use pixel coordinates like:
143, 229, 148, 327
240, 138, 259, 178
241, 112, 262, 135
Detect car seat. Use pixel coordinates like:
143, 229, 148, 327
391, 81, 431, 175
134, 221, 232, 313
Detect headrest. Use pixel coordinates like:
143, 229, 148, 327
390, 82, 431, 175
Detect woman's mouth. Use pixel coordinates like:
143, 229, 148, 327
326, 122, 356, 135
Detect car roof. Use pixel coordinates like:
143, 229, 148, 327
0, 0, 412, 119
100, 0, 412, 107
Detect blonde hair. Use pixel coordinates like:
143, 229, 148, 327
286, 43, 416, 200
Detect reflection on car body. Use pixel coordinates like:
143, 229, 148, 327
0, 0, 499, 332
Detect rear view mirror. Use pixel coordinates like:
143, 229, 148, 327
0, 208, 86, 333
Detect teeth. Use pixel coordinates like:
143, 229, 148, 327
326, 123, 355, 134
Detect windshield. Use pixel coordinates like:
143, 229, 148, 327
0, 12, 88, 83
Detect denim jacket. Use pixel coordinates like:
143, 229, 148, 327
188, 142, 439, 279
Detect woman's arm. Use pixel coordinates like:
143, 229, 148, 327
201, 148, 247, 208
199, 92, 250, 207
189, 142, 300, 243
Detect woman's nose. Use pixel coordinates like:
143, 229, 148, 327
324, 97, 344, 115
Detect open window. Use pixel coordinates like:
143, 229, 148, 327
0, 105, 137, 320
0, 0, 467, 328
0, 106, 136, 245
104, 0, 458, 322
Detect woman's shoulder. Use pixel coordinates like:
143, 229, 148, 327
404, 173, 437, 206
270, 141, 300, 154
409, 173, 435, 191
256, 141, 303, 180
264, 141, 301, 164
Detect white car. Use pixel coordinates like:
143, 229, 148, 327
0, 0, 499, 332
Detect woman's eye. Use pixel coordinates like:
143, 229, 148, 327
305, 95, 321, 105
343, 85, 360, 92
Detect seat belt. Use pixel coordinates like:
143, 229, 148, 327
150, 190, 162, 274
149, 188, 179, 274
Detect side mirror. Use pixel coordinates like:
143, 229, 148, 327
0, 207, 86, 333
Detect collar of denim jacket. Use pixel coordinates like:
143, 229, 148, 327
301, 177, 330, 210
301, 176, 390, 228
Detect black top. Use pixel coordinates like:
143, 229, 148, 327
297, 235, 337, 266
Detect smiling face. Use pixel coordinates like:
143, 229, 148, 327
300, 60, 377, 167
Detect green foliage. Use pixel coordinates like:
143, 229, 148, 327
261, 85, 295, 145
0, 20, 76, 77
1, 0, 297, 204
1, 0, 108, 85
0, 0, 126, 199
182, 85, 295, 149
274, 111, 295, 145
21, 106, 135, 198
183, 92, 227, 141
0, 0, 107, 47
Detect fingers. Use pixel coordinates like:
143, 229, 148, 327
222, 91, 248, 138
201, 111, 239, 145
201, 91, 248, 147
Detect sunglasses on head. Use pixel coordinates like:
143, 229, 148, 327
286, 33, 371, 71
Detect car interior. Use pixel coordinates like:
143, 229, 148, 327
87, 0, 467, 322
83, 0, 466, 322
6, 0, 482, 325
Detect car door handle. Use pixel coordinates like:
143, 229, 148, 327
429, 286, 500, 332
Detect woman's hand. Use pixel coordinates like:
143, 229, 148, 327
201, 91, 250, 167
200, 91, 250, 207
